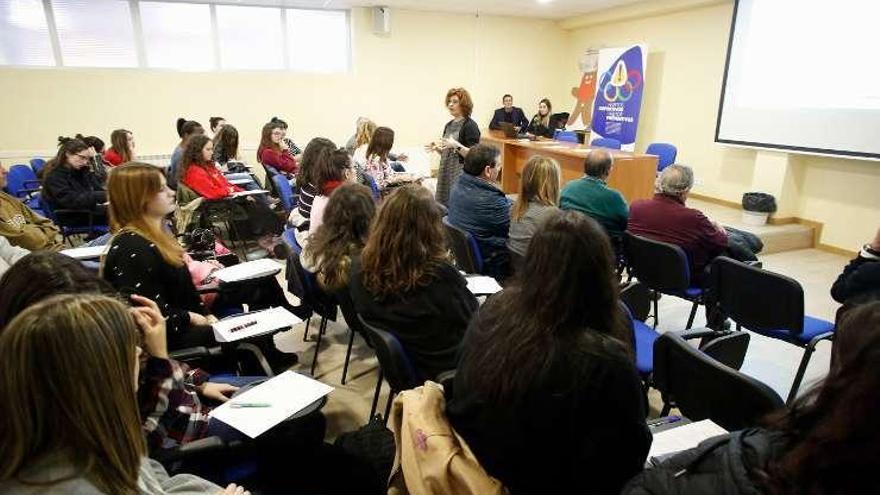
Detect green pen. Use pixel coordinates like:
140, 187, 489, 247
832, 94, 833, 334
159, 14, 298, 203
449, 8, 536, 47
230, 402, 271, 408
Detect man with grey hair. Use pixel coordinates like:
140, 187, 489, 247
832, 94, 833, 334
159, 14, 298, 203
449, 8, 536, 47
629, 164, 760, 285
560, 149, 629, 239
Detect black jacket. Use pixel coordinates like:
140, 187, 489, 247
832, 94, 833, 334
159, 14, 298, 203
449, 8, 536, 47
348, 256, 478, 379
622, 428, 788, 495
443, 117, 481, 164
43, 163, 106, 212
830, 253, 880, 306
526, 114, 558, 138
489, 107, 529, 130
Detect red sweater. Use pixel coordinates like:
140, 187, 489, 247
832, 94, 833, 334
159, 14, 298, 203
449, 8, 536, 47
259, 147, 298, 174
182, 163, 242, 200
103, 148, 125, 166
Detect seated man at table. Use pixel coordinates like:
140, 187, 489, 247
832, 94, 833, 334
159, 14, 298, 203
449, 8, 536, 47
560, 150, 628, 245
448, 144, 512, 280
628, 164, 762, 286
488, 94, 529, 131
0, 163, 63, 251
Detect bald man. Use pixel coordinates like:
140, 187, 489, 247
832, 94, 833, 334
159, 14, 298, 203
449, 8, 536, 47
560, 149, 629, 238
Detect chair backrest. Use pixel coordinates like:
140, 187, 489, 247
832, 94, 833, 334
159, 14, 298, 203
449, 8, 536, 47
281, 227, 302, 255
442, 216, 483, 274
6, 164, 39, 198
336, 288, 370, 345
710, 256, 805, 335
37, 193, 59, 222
620, 281, 652, 322
624, 232, 691, 291
553, 129, 579, 143
645, 143, 678, 172
29, 158, 46, 176
272, 174, 295, 213
591, 137, 622, 150
358, 315, 421, 391
364, 172, 380, 200
653, 332, 784, 431
286, 249, 336, 320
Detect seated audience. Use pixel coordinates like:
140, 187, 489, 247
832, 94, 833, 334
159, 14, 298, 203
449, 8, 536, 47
448, 211, 651, 495
76, 134, 110, 183
102, 128, 135, 167
831, 226, 880, 309
447, 143, 512, 279
294, 138, 337, 230
168, 118, 204, 189
488, 93, 529, 131
622, 301, 880, 495
212, 124, 240, 168
344, 116, 369, 154
350, 185, 478, 379
42, 136, 108, 226
309, 149, 355, 238
302, 183, 375, 292
526, 98, 557, 138
507, 155, 561, 268
0, 163, 62, 251
257, 122, 298, 176
351, 118, 378, 166
180, 135, 245, 200
102, 163, 296, 370
358, 127, 417, 192
628, 164, 762, 285
209, 115, 226, 136
270, 117, 303, 157
560, 149, 629, 241
0, 293, 243, 494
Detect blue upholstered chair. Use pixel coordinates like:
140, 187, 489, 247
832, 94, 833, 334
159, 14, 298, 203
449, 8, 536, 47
646, 142, 678, 173
591, 137, 622, 149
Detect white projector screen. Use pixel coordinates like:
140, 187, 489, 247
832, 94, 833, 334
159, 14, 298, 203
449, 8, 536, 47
716, 0, 880, 159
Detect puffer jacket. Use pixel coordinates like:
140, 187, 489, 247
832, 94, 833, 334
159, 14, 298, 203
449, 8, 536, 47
622, 428, 788, 495
447, 173, 512, 278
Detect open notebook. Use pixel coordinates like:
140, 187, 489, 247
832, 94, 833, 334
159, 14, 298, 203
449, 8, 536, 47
648, 419, 727, 464
211, 307, 301, 343
60, 245, 109, 260
212, 258, 282, 283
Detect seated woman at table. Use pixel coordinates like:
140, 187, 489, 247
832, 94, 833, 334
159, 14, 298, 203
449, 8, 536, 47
42, 136, 108, 227
526, 98, 557, 139
169, 118, 204, 189
448, 210, 649, 495
257, 121, 298, 177
212, 124, 265, 193
358, 127, 419, 193
103, 163, 297, 371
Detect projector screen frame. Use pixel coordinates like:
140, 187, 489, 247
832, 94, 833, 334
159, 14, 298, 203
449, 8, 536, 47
714, 0, 880, 161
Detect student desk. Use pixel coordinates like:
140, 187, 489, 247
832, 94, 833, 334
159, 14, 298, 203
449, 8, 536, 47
481, 130, 658, 203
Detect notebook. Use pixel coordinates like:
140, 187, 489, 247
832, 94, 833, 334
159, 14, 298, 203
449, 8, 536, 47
648, 419, 727, 464
212, 258, 282, 283
211, 306, 301, 343
60, 245, 109, 260
466, 276, 503, 295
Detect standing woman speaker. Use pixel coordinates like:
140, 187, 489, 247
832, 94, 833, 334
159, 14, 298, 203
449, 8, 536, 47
426, 87, 481, 206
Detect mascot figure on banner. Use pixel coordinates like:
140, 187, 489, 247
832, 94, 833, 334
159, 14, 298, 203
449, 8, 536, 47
567, 49, 600, 130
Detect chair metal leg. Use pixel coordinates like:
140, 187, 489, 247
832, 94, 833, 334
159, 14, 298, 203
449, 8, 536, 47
309, 317, 327, 376
786, 333, 833, 404
369, 369, 383, 419
686, 301, 699, 329
652, 292, 660, 328
302, 316, 311, 341
341, 328, 355, 385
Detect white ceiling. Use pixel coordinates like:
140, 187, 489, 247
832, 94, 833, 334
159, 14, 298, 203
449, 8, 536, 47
157, 0, 648, 19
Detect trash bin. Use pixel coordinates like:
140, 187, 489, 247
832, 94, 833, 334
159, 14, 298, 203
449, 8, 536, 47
741, 192, 777, 226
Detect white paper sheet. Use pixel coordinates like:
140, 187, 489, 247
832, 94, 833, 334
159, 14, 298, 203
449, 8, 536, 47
648, 419, 727, 460
213, 258, 281, 283
466, 276, 503, 295
211, 306, 301, 343
209, 371, 333, 438
60, 245, 109, 260
228, 178, 253, 185
231, 189, 270, 198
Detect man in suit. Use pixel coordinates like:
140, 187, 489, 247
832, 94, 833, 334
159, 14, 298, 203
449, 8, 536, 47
489, 94, 529, 131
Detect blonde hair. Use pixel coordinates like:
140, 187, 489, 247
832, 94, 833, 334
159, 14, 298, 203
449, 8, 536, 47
0, 294, 144, 494
355, 119, 377, 149
512, 155, 561, 221
106, 163, 185, 267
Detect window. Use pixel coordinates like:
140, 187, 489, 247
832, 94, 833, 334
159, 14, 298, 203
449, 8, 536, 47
140, 2, 213, 70
52, 0, 137, 68
0, 0, 55, 66
287, 9, 349, 73
216, 5, 284, 71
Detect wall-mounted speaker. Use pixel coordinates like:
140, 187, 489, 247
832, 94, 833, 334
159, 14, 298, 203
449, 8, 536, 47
372, 6, 391, 36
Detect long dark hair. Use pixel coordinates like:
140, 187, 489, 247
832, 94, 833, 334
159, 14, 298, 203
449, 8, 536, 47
457, 210, 628, 404
44, 137, 89, 177
257, 122, 283, 164
763, 301, 880, 494
179, 134, 212, 179
297, 137, 336, 188
366, 126, 394, 163
109, 129, 133, 162
213, 124, 239, 163
361, 185, 448, 298
76, 134, 105, 153
306, 183, 376, 291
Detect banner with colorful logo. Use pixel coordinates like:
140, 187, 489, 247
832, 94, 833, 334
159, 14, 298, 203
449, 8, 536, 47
589, 45, 647, 151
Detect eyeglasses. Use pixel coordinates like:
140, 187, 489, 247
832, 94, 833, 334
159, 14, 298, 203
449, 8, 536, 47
74, 153, 91, 160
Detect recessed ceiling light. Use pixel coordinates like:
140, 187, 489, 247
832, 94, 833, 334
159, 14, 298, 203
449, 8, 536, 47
537, 0, 554, 4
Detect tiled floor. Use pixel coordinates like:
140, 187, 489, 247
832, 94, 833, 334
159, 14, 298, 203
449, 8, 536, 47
268, 244, 849, 437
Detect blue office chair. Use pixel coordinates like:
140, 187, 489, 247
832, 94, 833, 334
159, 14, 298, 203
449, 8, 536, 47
358, 315, 422, 420
5, 164, 42, 210
442, 216, 483, 274
709, 257, 835, 404
29, 158, 46, 177
281, 227, 302, 255
620, 282, 660, 383
553, 129, 579, 143
591, 137, 622, 149
38, 194, 109, 245
364, 173, 381, 200
272, 174, 296, 213
286, 249, 337, 375
625, 232, 705, 329
646, 143, 678, 173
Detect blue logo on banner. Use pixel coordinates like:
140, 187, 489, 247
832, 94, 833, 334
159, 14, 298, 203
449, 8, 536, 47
590, 46, 645, 148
